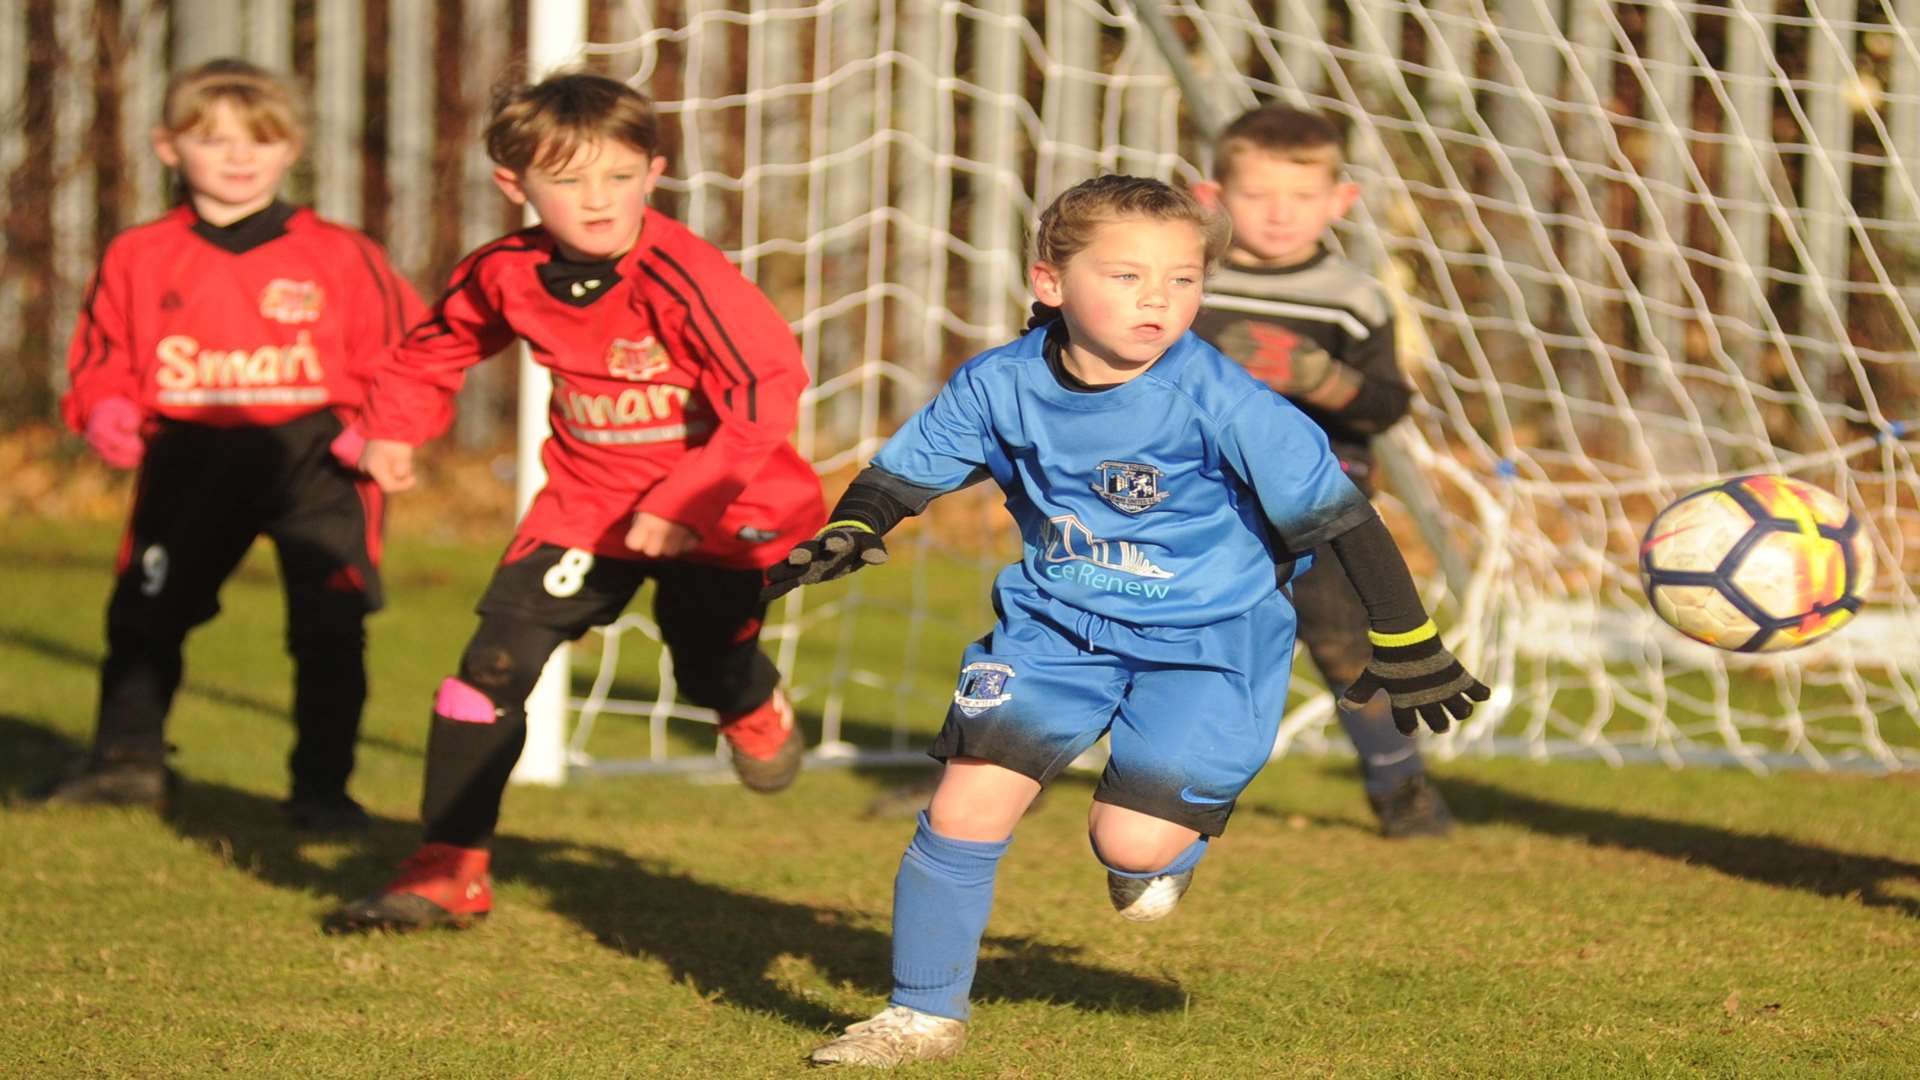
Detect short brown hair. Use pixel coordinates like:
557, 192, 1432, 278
1211, 104, 1344, 182
1033, 174, 1231, 269
485, 71, 659, 173
161, 58, 304, 144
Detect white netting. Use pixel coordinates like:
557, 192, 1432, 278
556, 0, 1920, 778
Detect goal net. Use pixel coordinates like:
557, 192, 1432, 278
545, 0, 1920, 779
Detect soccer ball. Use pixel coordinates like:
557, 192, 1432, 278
1639, 475, 1874, 652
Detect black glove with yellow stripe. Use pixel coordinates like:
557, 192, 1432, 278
761, 521, 889, 601
1340, 619, 1490, 734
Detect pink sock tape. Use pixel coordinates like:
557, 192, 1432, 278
435, 677, 498, 724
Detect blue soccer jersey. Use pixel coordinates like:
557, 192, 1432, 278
870, 325, 1373, 628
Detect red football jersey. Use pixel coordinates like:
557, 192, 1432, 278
64, 201, 426, 431
361, 211, 826, 569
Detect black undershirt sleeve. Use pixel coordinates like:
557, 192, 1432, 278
1334, 374, 1413, 437
1326, 511, 1430, 635
1324, 310, 1412, 436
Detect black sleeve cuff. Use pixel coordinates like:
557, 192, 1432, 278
1334, 376, 1413, 436
827, 466, 956, 536
1278, 497, 1378, 555
1326, 511, 1430, 634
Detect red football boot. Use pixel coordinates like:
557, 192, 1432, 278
324, 843, 492, 933
717, 690, 804, 793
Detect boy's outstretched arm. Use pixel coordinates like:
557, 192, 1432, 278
761, 468, 931, 600
358, 246, 517, 475
765, 363, 991, 600
334, 230, 429, 473
631, 247, 811, 542
1325, 512, 1489, 733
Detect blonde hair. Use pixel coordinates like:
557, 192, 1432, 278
1210, 104, 1344, 183
161, 58, 304, 144
1033, 174, 1231, 269
485, 71, 660, 174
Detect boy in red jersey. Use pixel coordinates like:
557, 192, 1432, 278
43, 59, 426, 829
326, 72, 825, 933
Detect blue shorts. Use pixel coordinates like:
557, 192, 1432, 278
928, 579, 1297, 835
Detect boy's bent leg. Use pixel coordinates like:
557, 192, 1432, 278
1091, 600, 1294, 920
651, 561, 799, 791
1087, 802, 1208, 922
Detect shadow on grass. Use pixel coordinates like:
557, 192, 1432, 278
0, 624, 418, 759
0, 718, 1181, 1031
1438, 772, 1920, 918
0, 713, 82, 799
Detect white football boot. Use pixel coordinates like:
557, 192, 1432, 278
809, 1005, 967, 1068
1106, 867, 1195, 922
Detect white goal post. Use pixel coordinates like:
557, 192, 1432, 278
517, 0, 1920, 785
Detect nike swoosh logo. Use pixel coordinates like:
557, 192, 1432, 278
1178, 786, 1232, 806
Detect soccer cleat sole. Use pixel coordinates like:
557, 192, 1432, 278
1107, 868, 1195, 922
730, 723, 806, 794
323, 892, 489, 935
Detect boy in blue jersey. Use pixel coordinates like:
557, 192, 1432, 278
765, 176, 1486, 1067
1191, 104, 1453, 837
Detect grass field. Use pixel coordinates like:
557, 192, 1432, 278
3, 514, 1919, 1078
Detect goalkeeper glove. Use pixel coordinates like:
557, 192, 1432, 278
761, 521, 889, 601
1341, 619, 1490, 734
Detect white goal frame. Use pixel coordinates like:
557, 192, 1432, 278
514, 1, 1920, 785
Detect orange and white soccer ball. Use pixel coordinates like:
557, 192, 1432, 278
1639, 475, 1874, 652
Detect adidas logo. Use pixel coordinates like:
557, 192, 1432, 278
569, 279, 602, 298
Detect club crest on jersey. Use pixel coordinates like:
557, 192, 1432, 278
953, 661, 1015, 717
607, 336, 671, 382
258, 279, 324, 324
1092, 460, 1168, 513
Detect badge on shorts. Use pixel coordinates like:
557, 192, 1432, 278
954, 661, 1015, 717
1092, 460, 1168, 513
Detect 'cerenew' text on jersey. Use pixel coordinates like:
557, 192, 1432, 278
869, 327, 1373, 628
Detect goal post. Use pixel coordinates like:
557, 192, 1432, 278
510, 0, 589, 787
518, 0, 1919, 783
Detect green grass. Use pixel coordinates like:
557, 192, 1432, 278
3, 515, 1919, 1078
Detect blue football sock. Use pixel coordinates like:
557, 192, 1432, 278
1097, 834, 1209, 879
1333, 680, 1427, 795
888, 810, 1010, 1021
